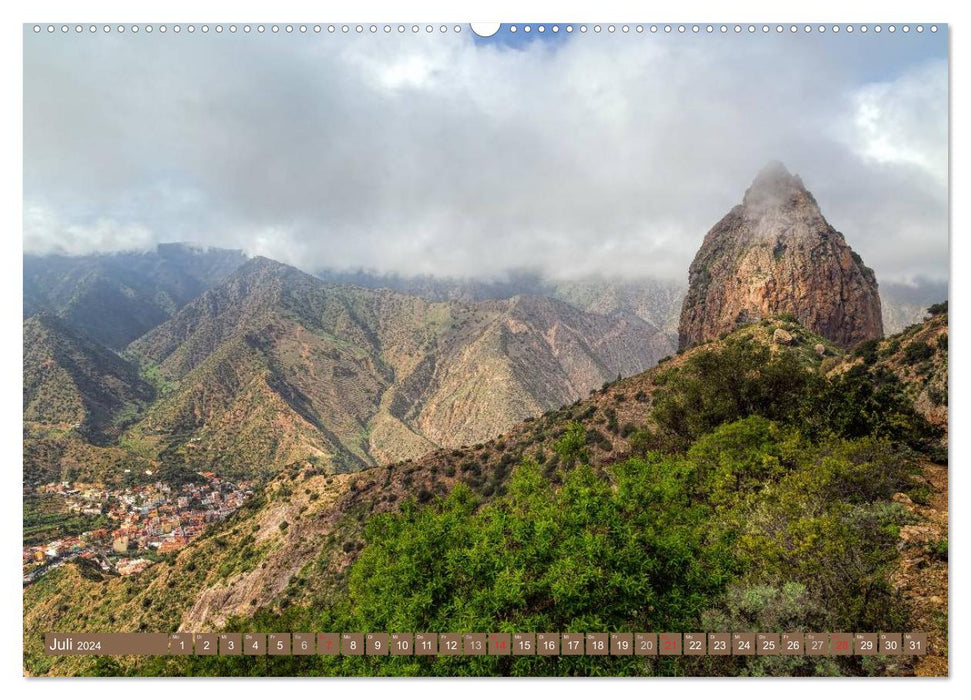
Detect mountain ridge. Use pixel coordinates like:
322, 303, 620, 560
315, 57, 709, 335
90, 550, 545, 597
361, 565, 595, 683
24, 252, 674, 484
24, 244, 248, 349
23, 314, 154, 443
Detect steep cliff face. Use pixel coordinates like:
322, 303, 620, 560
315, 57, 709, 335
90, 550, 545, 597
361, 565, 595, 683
678, 162, 884, 350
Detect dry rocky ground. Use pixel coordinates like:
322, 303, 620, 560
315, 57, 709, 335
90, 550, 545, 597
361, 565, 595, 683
892, 461, 948, 676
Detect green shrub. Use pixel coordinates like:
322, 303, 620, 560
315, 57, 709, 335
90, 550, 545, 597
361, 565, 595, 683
554, 422, 589, 466
648, 336, 814, 451
853, 339, 880, 365
903, 341, 934, 364
928, 539, 948, 561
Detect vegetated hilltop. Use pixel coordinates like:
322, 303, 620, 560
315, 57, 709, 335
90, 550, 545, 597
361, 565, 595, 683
839, 302, 948, 676
24, 311, 947, 677
23, 314, 157, 484
24, 244, 248, 349
679, 162, 884, 350
840, 302, 948, 435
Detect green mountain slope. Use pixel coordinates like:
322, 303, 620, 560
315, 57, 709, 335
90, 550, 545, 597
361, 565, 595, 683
24, 244, 247, 349
23, 314, 157, 484
117, 257, 673, 478
24, 313, 152, 435
24, 314, 947, 677
841, 303, 948, 433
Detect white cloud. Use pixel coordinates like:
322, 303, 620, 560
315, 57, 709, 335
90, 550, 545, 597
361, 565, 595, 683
23, 30, 948, 285
845, 60, 948, 184
24, 204, 155, 256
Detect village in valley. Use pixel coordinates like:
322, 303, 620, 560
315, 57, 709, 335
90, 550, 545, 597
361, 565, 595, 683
23, 472, 253, 583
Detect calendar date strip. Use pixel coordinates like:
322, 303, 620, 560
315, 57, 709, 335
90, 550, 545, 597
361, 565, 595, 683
45, 631, 927, 657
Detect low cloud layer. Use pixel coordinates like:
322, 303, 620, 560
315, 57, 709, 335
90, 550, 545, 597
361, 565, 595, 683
24, 27, 948, 285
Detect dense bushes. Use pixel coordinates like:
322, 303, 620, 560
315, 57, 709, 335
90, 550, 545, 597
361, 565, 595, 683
635, 336, 939, 458
171, 414, 918, 677
334, 420, 909, 674
645, 337, 814, 451
131, 327, 937, 678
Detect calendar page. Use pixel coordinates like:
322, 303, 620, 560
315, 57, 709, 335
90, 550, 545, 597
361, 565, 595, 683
21, 18, 948, 679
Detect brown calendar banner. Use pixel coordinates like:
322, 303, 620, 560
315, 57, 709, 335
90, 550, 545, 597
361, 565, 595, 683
43, 632, 929, 657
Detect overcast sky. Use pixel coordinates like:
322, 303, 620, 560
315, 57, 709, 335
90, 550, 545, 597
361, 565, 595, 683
23, 25, 948, 285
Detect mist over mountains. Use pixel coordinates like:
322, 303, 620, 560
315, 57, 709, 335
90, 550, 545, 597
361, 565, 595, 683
315, 268, 687, 335
22, 245, 676, 485
21, 161, 950, 677
22, 235, 942, 489
24, 244, 247, 349
315, 262, 939, 337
